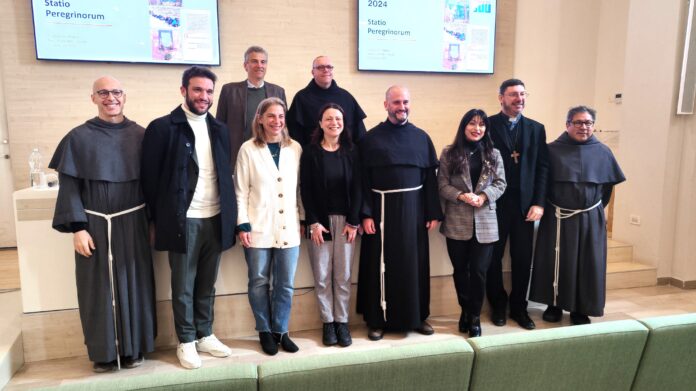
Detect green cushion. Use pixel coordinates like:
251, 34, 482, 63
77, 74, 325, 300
36, 363, 258, 391
258, 339, 474, 391
467, 320, 649, 391
632, 313, 696, 391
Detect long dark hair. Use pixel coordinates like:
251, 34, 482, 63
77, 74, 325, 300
444, 109, 495, 175
310, 103, 353, 152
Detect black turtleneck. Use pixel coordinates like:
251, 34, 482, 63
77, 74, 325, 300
464, 140, 483, 188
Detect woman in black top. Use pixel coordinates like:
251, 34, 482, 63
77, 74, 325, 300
300, 103, 361, 347
438, 109, 506, 337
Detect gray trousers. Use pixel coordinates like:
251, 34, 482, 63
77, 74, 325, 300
307, 214, 355, 323
168, 215, 222, 343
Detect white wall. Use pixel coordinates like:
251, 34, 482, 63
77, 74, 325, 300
612, 0, 696, 283
514, 0, 601, 140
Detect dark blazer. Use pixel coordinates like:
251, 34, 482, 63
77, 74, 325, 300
215, 80, 286, 170
438, 147, 507, 243
141, 105, 237, 253
299, 143, 361, 228
489, 112, 549, 216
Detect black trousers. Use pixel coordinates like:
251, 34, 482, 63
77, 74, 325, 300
168, 215, 222, 343
446, 237, 494, 317
486, 191, 535, 315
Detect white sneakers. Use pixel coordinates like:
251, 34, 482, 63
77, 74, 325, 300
177, 341, 202, 369
197, 334, 232, 357
177, 334, 232, 369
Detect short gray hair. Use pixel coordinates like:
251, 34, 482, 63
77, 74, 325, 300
244, 46, 268, 62
566, 105, 597, 123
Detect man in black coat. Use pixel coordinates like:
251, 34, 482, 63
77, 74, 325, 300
486, 79, 549, 330
287, 56, 367, 146
141, 66, 237, 369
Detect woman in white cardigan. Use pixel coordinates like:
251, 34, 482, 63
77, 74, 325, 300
234, 97, 303, 355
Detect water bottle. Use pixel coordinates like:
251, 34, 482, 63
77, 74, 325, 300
29, 148, 43, 188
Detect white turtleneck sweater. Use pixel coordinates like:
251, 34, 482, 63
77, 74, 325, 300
182, 104, 220, 218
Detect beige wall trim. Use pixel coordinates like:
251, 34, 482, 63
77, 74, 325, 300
657, 277, 696, 289
15, 198, 55, 222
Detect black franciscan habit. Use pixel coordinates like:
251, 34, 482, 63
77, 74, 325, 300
287, 79, 367, 146
50, 117, 157, 363
356, 120, 443, 330
529, 133, 625, 316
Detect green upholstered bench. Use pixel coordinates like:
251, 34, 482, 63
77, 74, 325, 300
257, 339, 474, 391
467, 320, 649, 391
632, 313, 696, 391
36, 362, 258, 391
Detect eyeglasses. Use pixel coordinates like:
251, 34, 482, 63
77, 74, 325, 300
313, 65, 334, 71
504, 92, 530, 98
570, 120, 594, 128
95, 89, 124, 99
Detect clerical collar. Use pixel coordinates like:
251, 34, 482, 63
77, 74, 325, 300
181, 103, 207, 122
247, 80, 265, 89
507, 113, 522, 128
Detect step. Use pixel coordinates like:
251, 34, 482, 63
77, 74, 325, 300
0, 290, 24, 390
607, 261, 657, 290
607, 239, 633, 263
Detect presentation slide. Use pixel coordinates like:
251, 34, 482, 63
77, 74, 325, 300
31, 0, 220, 65
358, 0, 496, 74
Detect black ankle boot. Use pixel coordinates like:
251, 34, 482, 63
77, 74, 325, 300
335, 322, 352, 347
322, 322, 338, 346
468, 315, 481, 338
458, 311, 470, 333
275, 332, 299, 353
259, 332, 278, 355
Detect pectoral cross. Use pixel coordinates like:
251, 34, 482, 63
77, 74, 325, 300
511, 150, 520, 164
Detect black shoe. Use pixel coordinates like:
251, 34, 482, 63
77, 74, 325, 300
491, 308, 507, 327
276, 333, 299, 353
468, 315, 481, 338
415, 321, 434, 335
259, 332, 278, 355
122, 354, 144, 369
458, 311, 470, 333
92, 360, 117, 373
335, 322, 352, 347
543, 306, 563, 323
570, 312, 591, 325
322, 322, 338, 346
510, 312, 536, 330
368, 328, 384, 341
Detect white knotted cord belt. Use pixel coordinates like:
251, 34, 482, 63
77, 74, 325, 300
550, 199, 602, 306
85, 203, 146, 370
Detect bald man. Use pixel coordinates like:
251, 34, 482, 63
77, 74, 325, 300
287, 55, 366, 145
50, 76, 156, 372
356, 86, 442, 340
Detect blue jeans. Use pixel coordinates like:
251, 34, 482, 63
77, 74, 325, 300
244, 246, 299, 333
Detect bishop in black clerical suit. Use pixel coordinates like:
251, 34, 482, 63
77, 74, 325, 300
486, 79, 549, 329
530, 106, 625, 325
